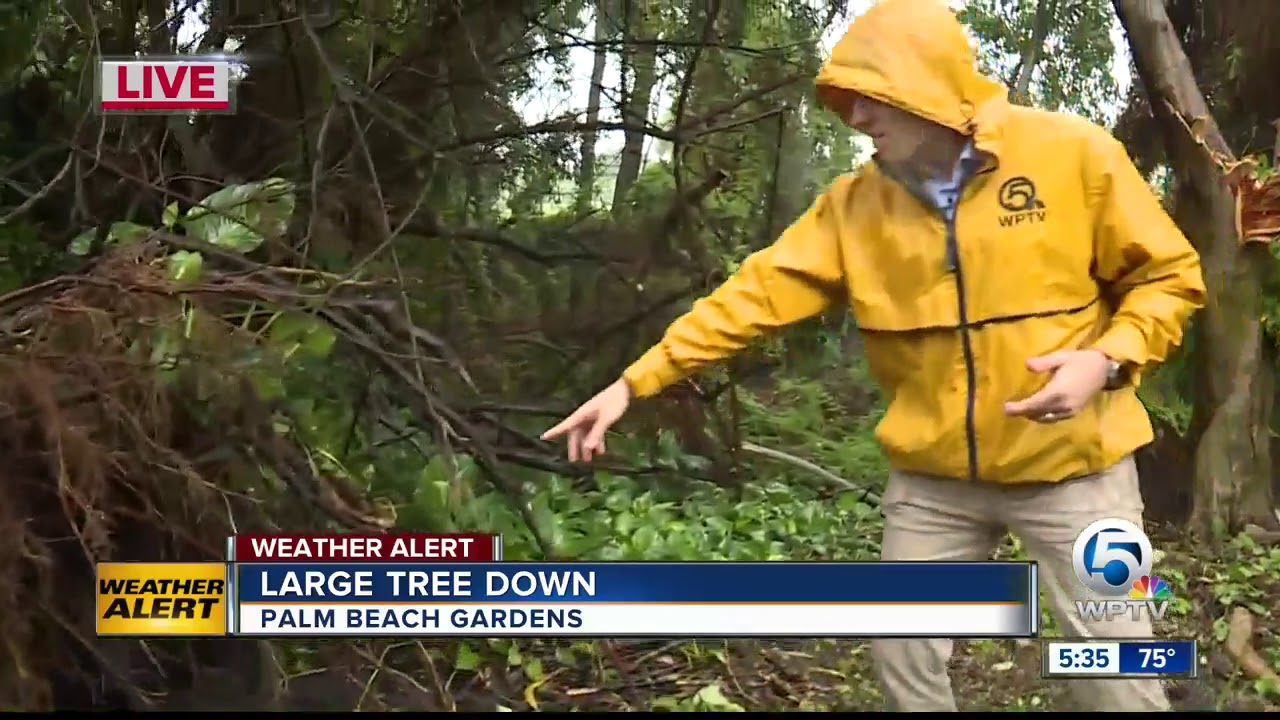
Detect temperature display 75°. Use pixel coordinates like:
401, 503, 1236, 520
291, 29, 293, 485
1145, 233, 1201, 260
1041, 638, 1197, 679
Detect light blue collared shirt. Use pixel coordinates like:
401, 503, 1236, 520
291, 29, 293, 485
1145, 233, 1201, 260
918, 141, 978, 222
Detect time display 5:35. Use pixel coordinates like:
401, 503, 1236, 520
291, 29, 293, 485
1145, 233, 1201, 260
1060, 646, 1110, 668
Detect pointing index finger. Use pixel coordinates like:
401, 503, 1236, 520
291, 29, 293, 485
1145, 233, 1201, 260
541, 413, 580, 440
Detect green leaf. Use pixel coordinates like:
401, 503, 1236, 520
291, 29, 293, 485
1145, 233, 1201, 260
67, 228, 96, 256
267, 311, 337, 359
255, 177, 296, 239
649, 696, 680, 711
163, 202, 180, 229
300, 324, 336, 357
455, 643, 480, 671
185, 182, 257, 222
67, 221, 151, 256
167, 250, 204, 283
181, 178, 296, 254
614, 511, 636, 535
203, 218, 264, 253
109, 221, 151, 243
247, 370, 286, 400
630, 525, 658, 556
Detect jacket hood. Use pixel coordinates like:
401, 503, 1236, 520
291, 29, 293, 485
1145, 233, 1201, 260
815, 0, 1007, 136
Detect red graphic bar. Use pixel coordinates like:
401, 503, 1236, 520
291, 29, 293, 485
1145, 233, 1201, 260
230, 532, 501, 562
100, 100, 230, 110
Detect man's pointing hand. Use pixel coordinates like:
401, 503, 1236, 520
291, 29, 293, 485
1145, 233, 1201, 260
541, 378, 632, 462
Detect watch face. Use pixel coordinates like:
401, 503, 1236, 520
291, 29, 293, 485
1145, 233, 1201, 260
1106, 360, 1123, 387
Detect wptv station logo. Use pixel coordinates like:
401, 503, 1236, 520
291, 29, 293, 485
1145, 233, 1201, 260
97, 563, 229, 636
1071, 518, 1174, 622
96, 57, 239, 114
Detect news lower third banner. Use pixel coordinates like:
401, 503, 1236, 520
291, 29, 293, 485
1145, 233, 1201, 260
232, 562, 1038, 638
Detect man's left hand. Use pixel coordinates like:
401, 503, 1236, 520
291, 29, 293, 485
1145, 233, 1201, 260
1003, 350, 1111, 424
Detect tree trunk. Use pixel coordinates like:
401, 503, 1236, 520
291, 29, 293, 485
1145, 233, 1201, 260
1115, 0, 1277, 539
611, 4, 658, 214
575, 0, 613, 216
1009, 0, 1057, 105
567, 0, 616, 312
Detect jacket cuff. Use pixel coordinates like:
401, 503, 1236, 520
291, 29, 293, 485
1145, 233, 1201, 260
1089, 324, 1148, 367
621, 345, 683, 399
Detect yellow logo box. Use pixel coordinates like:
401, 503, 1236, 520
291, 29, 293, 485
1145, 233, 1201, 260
96, 562, 228, 636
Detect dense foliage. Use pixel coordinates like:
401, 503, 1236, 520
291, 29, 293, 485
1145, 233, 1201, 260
0, 0, 1276, 711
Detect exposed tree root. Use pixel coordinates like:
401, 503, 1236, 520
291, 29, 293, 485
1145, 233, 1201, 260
1224, 606, 1280, 684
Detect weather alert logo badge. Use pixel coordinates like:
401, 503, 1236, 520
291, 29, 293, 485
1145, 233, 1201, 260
1129, 575, 1173, 601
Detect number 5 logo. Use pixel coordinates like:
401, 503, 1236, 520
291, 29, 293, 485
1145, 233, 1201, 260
1071, 518, 1153, 597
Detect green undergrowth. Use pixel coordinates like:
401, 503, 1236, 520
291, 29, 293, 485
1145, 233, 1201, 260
397, 372, 889, 564
277, 368, 898, 710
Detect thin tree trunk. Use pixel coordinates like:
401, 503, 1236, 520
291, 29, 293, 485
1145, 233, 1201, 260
611, 3, 658, 214
576, 0, 612, 216
567, 0, 615, 312
1115, 0, 1277, 539
1009, 0, 1056, 105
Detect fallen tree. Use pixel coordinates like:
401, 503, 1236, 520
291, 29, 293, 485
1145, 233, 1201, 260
0, 222, 589, 709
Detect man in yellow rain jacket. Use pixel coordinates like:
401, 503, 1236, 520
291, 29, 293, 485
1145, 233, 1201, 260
544, 0, 1204, 711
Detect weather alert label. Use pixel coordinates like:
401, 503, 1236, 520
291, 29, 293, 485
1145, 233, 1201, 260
97, 562, 229, 636
97, 57, 235, 114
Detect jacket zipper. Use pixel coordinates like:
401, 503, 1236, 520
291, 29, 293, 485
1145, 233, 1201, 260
943, 163, 995, 483
876, 157, 991, 482
944, 213, 980, 483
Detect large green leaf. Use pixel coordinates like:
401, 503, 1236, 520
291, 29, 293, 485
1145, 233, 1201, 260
181, 178, 297, 254
267, 311, 337, 359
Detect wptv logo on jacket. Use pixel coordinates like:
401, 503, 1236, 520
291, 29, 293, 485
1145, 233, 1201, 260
1071, 518, 1173, 622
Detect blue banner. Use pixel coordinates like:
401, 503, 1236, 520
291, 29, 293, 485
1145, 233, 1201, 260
234, 561, 1033, 604
1117, 640, 1195, 675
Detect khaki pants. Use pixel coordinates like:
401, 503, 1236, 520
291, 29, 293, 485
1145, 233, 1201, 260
870, 455, 1171, 712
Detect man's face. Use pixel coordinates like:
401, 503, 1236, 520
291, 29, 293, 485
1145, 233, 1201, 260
847, 94, 946, 166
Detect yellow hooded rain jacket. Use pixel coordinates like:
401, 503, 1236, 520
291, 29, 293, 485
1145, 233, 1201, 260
621, 0, 1206, 484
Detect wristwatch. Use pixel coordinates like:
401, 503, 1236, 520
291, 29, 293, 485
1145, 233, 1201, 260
1103, 358, 1126, 390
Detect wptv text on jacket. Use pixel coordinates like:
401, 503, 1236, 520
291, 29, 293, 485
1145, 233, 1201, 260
97, 523, 1196, 681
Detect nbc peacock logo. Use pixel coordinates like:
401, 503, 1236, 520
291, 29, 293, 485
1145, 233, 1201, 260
1128, 575, 1173, 601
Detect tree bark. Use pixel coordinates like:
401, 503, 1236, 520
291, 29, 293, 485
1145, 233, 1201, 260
575, 0, 613, 216
1114, 0, 1277, 539
611, 3, 659, 214
1009, 0, 1057, 106
567, 0, 616, 313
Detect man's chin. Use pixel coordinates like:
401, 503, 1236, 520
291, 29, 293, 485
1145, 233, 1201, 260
874, 147, 907, 164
